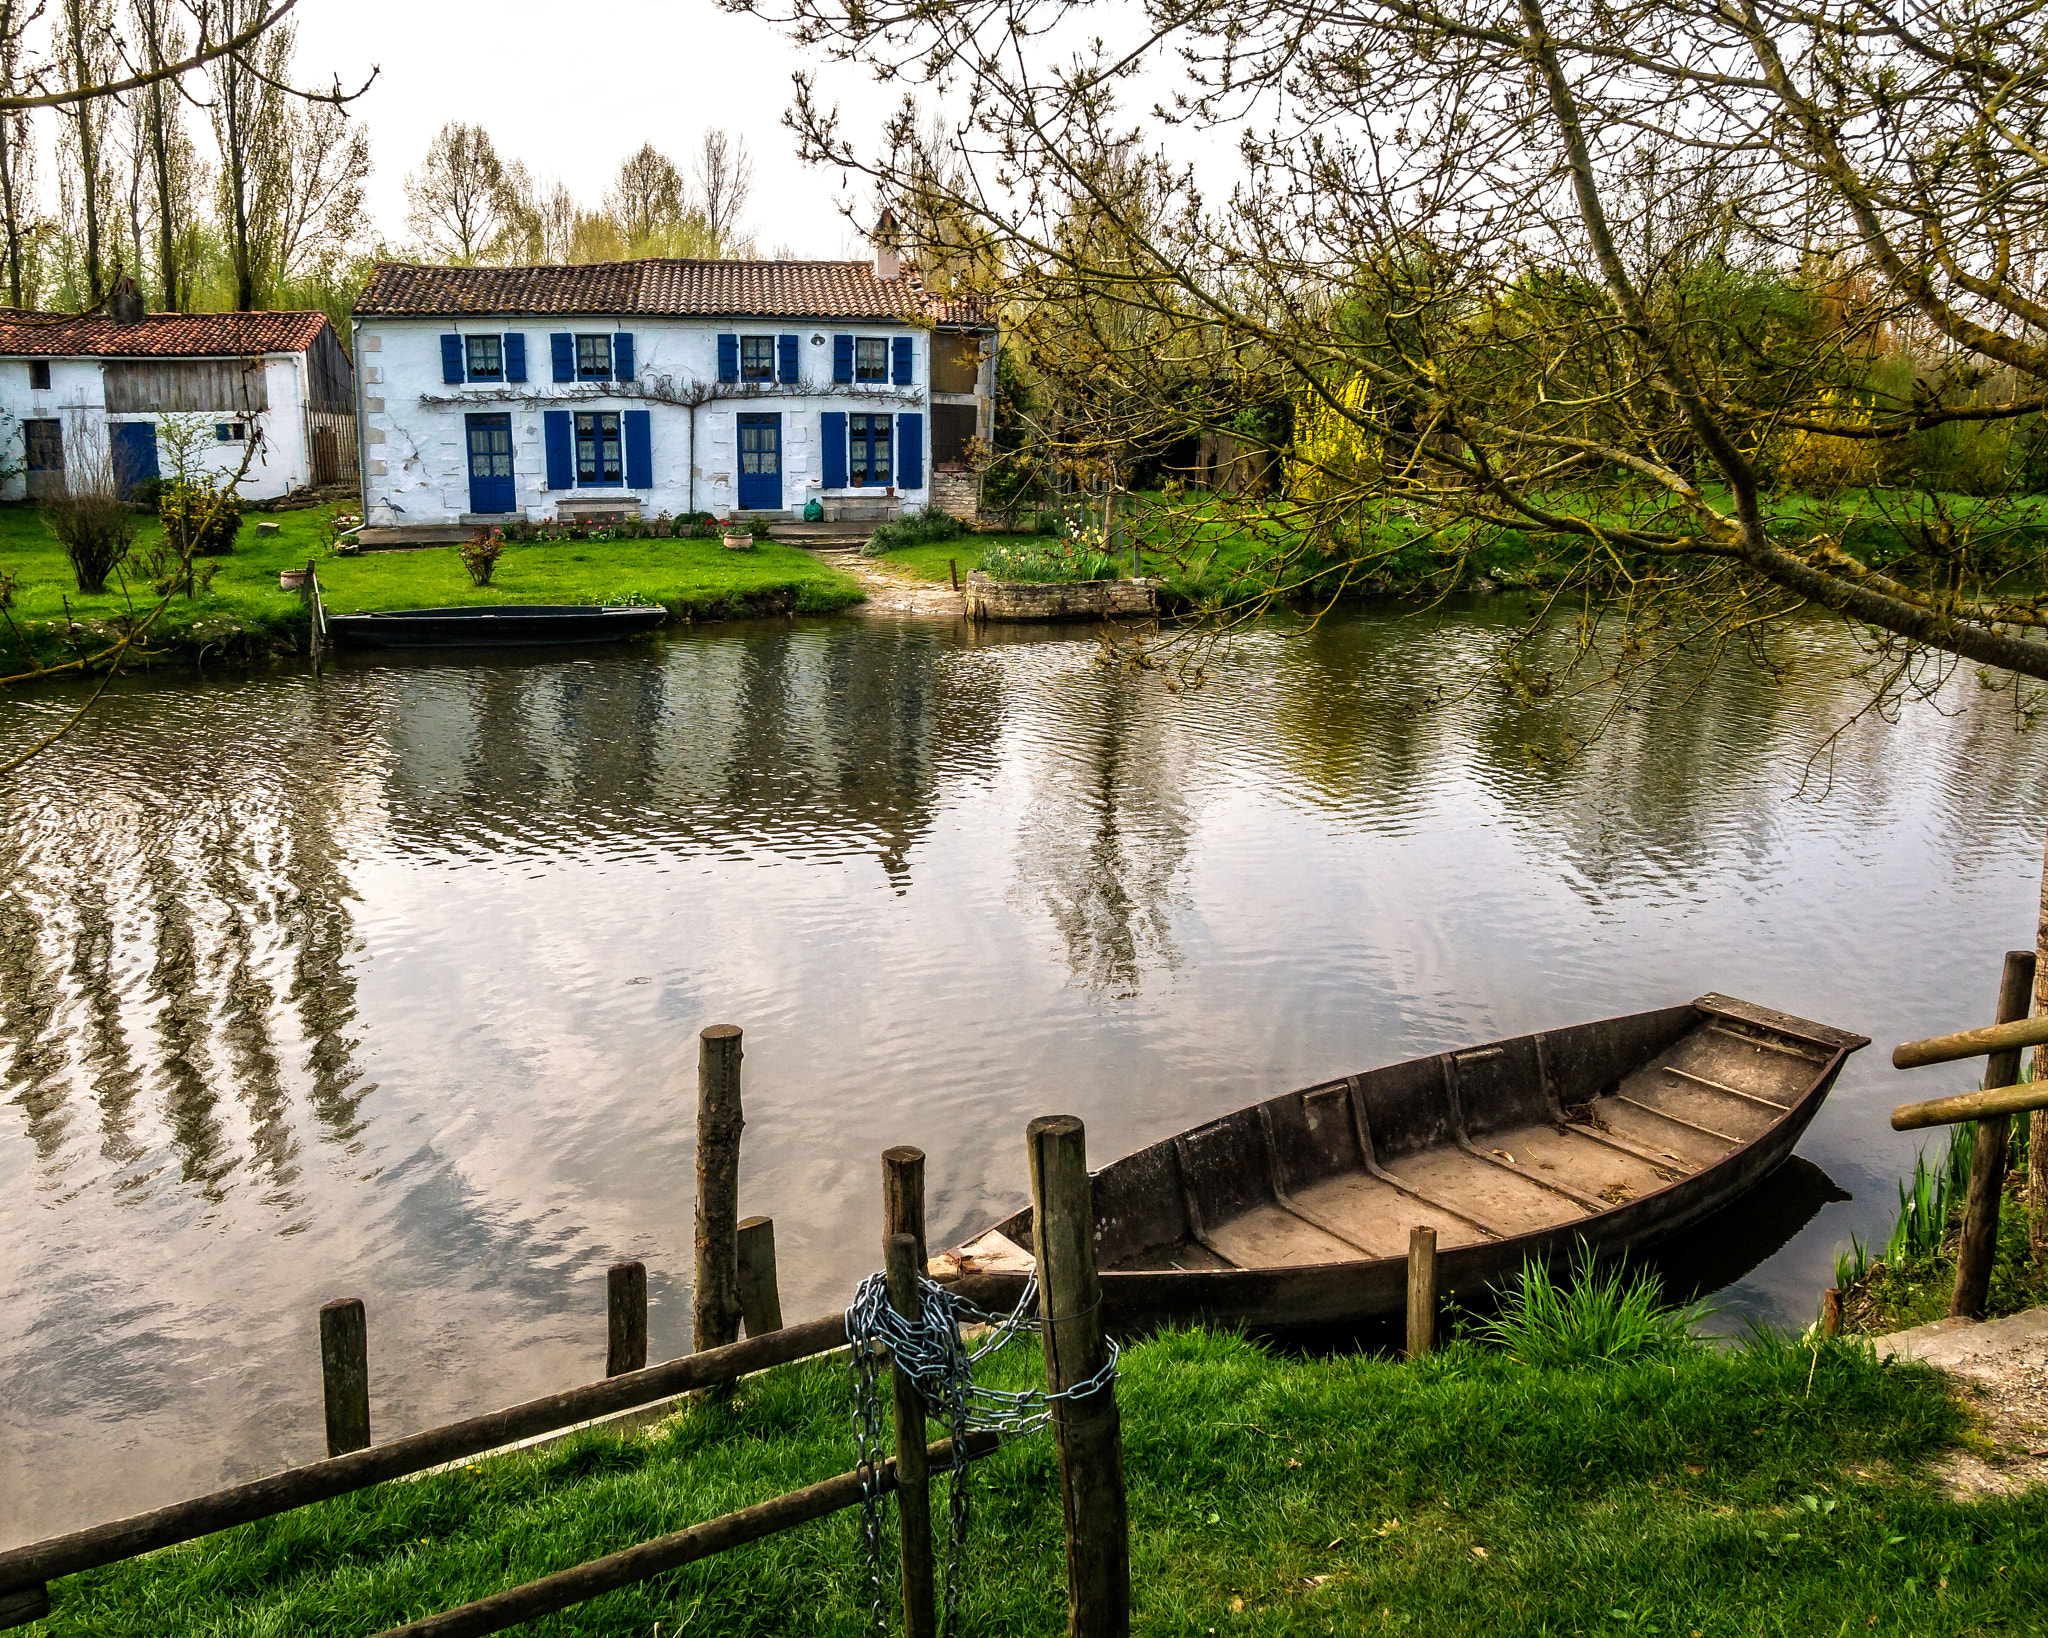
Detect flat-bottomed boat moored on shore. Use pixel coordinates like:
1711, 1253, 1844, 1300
326, 604, 668, 648
940, 994, 1867, 1331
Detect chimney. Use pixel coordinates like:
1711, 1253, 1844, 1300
108, 272, 143, 325
872, 208, 902, 281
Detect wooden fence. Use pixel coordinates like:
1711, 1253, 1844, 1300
1822, 947, 2048, 1331
0, 1025, 1131, 1636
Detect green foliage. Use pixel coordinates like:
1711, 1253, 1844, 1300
1472, 1254, 1708, 1368
460, 529, 504, 587
29, 1325, 2025, 1637
157, 482, 244, 559
861, 506, 969, 557
978, 537, 1121, 582
1885, 1126, 1973, 1267
41, 491, 138, 595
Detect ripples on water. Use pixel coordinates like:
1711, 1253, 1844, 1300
2, 605, 2045, 1542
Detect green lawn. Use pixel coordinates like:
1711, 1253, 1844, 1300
0, 504, 864, 674
23, 1324, 2039, 1636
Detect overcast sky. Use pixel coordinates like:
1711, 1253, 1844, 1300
290, 0, 911, 260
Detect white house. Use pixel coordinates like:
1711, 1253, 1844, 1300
351, 237, 996, 527
0, 280, 356, 502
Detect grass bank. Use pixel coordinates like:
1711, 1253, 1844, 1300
24, 1318, 2037, 1636
0, 504, 864, 674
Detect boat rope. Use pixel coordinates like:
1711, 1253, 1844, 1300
843, 1270, 1119, 1637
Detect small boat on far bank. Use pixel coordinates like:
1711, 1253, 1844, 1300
939, 994, 1867, 1332
326, 604, 668, 648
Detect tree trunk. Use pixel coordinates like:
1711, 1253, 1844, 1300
0, 115, 22, 310
2031, 823, 2048, 1259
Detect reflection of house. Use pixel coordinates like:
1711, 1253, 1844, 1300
350, 217, 996, 527
0, 279, 356, 500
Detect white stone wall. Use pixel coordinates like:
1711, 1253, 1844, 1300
0, 353, 312, 500
353, 316, 937, 525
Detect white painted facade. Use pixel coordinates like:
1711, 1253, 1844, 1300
352, 315, 942, 525
0, 352, 321, 501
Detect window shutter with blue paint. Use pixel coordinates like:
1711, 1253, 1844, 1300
544, 410, 574, 489
778, 333, 799, 383
613, 332, 635, 381
551, 332, 575, 383
821, 412, 847, 489
718, 333, 739, 382
897, 413, 923, 490
893, 336, 913, 385
441, 334, 466, 383
833, 334, 854, 383
623, 409, 652, 488
503, 333, 527, 382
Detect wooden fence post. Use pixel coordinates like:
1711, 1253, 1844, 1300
885, 1232, 935, 1638
1027, 1115, 1130, 1638
883, 1145, 928, 1268
737, 1216, 783, 1337
607, 1262, 647, 1377
694, 1024, 745, 1354
1406, 1227, 1438, 1360
1952, 950, 2036, 1319
1820, 1287, 1843, 1339
319, 1297, 370, 1457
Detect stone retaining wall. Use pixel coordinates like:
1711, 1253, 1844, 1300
964, 571, 1160, 622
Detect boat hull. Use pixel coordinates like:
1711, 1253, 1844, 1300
328, 605, 667, 648
948, 994, 1866, 1333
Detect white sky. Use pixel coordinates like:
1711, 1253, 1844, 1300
288, 0, 913, 259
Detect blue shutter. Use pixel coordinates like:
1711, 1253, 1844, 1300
893, 336, 913, 385
833, 334, 854, 383
897, 413, 923, 490
623, 409, 652, 488
820, 411, 847, 489
441, 334, 465, 384
503, 332, 527, 382
550, 332, 575, 383
717, 333, 739, 382
544, 410, 574, 489
778, 333, 799, 383
613, 332, 635, 382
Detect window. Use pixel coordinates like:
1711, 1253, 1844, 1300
215, 421, 248, 442
740, 335, 775, 381
855, 338, 889, 383
466, 335, 503, 380
28, 360, 49, 390
576, 334, 613, 379
575, 411, 622, 485
23, 418, 61, 471
932, 404, 977, 468
850, 413, 892, 486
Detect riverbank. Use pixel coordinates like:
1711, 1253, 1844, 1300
20, 1314, 2040, 1635
0, 503, 864, 673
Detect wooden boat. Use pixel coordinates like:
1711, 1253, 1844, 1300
326, 604, 667, 648
941, 994, 1867, 1331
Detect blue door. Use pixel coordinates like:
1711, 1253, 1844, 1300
737, 414, 782, 511
466, 413, 516, 513
111, 421, 159, 495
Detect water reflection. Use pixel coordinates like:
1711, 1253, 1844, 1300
2, 605, 2046, 1544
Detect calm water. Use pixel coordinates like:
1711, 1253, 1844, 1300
3, 603, 2045, 1544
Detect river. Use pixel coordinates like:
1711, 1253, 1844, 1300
2, 602, 2044, 1545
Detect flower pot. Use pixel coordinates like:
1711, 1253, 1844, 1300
721, 533, 754, 551
278, 570, 308, 591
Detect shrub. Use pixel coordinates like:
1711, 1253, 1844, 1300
862, 506, 969, 557
748, 514, 773, 540
158, 481, 244, 558
1471, 1253, 1707, 1368
461, 528, 505, 587
0, 566, 16, 609
977, 538, 1120, 584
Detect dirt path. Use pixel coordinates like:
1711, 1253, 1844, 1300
802, 547, 967, 618
1875, 1307, 2048, 1496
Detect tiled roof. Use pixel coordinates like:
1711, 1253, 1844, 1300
0, 308, 333, 358
355, 260, 994, 326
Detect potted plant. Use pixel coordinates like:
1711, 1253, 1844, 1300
278, 567, 309, 591
721, 517, 753, 550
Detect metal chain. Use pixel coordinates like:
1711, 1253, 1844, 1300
843, 1270, 1120, 1636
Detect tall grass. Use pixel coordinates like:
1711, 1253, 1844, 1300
1883, 1123, 1974, 1267
1472, 1253, 1708, 1367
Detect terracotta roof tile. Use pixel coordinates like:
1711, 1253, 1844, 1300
355, 260, 993, 326
0, 308, 333, 358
